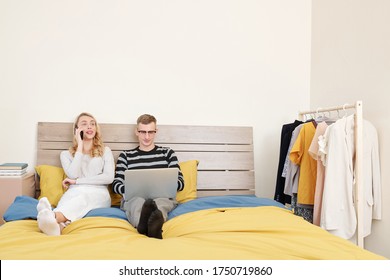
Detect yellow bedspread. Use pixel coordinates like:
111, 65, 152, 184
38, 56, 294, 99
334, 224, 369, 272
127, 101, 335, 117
0, 206, 385, 260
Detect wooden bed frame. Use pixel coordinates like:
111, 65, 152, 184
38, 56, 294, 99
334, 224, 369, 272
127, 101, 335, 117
36, 122, 255, 197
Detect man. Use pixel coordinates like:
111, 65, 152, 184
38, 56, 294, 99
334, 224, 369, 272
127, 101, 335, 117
112, 114, 184, 239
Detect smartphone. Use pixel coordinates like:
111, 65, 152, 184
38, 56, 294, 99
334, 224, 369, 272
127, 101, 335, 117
75, 127, 84, 140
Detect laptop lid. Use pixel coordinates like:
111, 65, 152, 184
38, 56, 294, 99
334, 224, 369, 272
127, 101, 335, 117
124, 168, 179, 200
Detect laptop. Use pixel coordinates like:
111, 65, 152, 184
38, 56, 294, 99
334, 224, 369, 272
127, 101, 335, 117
124, 168, 179, 200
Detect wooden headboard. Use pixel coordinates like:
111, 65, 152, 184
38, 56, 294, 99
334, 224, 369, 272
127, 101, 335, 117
37, 122, 255, 197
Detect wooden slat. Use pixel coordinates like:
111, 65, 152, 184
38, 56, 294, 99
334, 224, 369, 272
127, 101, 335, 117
197, 190, 255, 197
38, 123, 73, 142
38, 141, 253, 152
36, 151, 62, 167
176, 152, 254, 170
38, 142, 72, 150
197, 171, 254, 189
152, 125, 253, 145
165, 144, 252, 152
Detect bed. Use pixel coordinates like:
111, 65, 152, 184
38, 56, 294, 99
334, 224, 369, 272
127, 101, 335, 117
0, 122, 386, 260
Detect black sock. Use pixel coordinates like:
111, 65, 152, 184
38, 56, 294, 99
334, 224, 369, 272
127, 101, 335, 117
137, 199, 156, 235
147, 209, 164, 239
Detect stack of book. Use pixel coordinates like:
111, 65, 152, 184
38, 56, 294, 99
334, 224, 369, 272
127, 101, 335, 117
0, 163, 28, 176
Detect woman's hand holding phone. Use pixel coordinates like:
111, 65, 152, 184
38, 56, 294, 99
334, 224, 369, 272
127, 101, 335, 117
74, 127, 84, 153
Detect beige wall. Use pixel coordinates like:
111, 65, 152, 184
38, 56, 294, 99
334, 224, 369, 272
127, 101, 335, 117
311, 0, 390, 257
0, 0, 311, 199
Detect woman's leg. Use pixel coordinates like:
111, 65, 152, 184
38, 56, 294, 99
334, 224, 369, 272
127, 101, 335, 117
54, 211, 71, 232
37, 197, 70, 235
36, 197, 61, 236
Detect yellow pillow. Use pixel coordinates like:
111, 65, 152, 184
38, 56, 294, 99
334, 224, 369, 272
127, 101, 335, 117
176, 160, 199, 203
35, 165, 66, 207
36, 165, 123, 207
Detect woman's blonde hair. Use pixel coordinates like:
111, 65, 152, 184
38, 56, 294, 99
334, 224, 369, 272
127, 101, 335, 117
70, 112, 104, 157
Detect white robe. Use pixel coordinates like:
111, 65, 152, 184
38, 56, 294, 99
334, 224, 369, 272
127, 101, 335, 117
320, 115, 381, 239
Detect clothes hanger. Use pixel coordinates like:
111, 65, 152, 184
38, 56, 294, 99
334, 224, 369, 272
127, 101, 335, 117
315, 108, 336, 124
314, 108, 325, 122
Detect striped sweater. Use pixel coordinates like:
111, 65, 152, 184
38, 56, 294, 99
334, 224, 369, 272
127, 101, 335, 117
112, 145, 184, 195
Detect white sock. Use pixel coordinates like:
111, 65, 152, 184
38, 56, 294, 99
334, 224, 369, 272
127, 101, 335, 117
37, 197, 52, 213
37, 209, 60, 236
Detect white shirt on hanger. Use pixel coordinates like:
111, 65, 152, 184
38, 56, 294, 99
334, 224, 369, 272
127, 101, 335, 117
319, 115, 381, 239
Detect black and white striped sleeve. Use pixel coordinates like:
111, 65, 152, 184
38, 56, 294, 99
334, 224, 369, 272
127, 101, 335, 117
167, 149, 185, 191
112, 151, 127, 195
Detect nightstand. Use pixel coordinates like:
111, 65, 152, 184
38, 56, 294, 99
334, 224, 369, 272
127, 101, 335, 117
0, 172, 35, 225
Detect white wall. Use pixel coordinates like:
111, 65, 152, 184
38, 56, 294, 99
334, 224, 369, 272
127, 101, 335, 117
311, 0, 390, 258
3, 0, 387, 260
0, 0, 311, 199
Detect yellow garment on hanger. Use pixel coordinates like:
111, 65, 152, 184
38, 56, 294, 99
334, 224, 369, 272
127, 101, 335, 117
289, 121, 317, 205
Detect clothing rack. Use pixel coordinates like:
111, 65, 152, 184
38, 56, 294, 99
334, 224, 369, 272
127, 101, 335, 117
298, 101, 364, 248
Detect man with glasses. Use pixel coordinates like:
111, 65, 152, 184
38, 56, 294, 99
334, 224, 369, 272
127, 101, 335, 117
112, 114, 184, 239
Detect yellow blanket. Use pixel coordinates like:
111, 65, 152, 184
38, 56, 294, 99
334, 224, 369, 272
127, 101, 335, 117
0, 206, 385, 260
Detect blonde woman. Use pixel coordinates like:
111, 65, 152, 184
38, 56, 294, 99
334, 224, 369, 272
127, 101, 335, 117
37, 112, 115, 235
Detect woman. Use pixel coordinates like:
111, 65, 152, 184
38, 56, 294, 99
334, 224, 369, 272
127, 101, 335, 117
37, 112, 115, 235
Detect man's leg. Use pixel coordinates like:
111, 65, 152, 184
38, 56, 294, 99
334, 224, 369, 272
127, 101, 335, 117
137, 199, 156, 234
148, 198, 178, 239
122, 197, 145, 228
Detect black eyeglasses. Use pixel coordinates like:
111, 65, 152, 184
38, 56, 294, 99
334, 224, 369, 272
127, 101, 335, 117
138, 130, 157, 135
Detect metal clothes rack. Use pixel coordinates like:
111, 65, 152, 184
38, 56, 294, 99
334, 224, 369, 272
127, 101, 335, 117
298, 101, 364, 248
